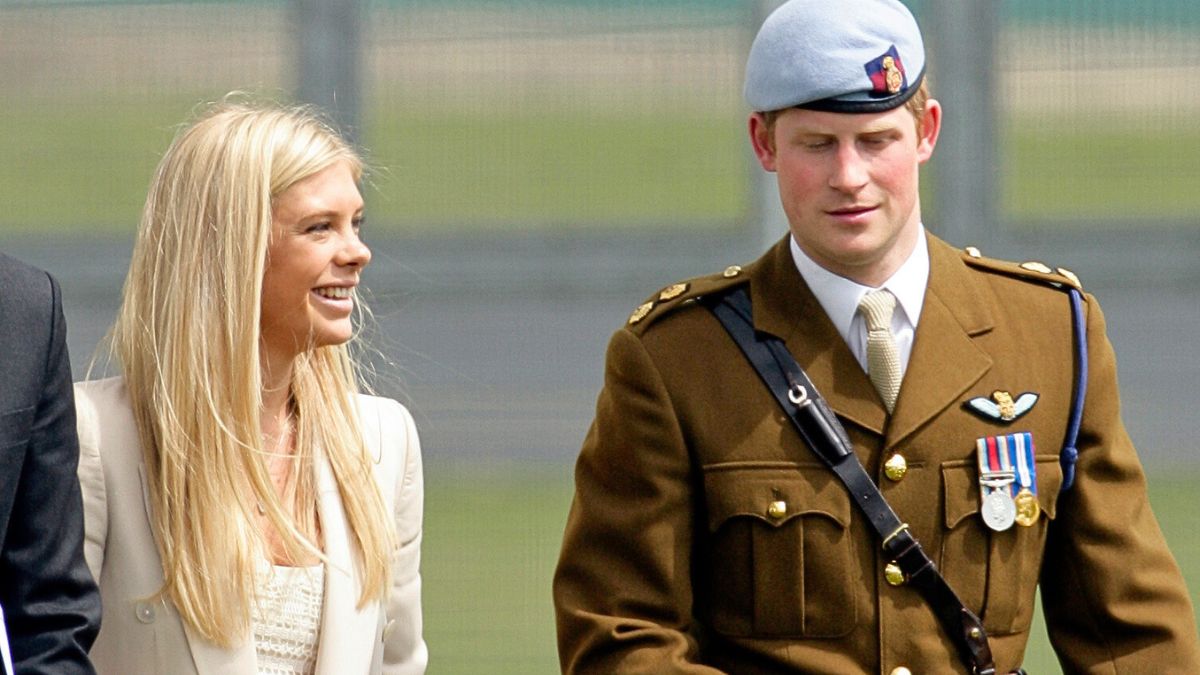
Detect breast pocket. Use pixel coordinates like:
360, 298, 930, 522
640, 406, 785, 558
700, 462, 856, 639
941, 456, 1063, 635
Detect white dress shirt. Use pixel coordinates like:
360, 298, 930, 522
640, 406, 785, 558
789, 227, 930, 378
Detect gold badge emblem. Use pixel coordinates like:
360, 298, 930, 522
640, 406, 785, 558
658, 283, 688, 302
883, 55, 903, 94
966, 390, 1039, 423
628, 301, 653, 325
993, 391, 1016, 421
1014, 488, 1040, 526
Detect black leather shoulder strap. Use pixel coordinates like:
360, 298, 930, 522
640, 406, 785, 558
704, 287, 995, 675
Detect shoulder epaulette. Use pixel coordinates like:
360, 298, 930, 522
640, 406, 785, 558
625, 264, 750, 334
959, 246, 1083, 293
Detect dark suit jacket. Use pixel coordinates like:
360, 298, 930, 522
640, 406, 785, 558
554, 233, 1200, 673
0, 254, 99, 674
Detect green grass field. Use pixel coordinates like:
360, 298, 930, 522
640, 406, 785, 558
422, 465, 1200, 674
3, 98, 1198, 233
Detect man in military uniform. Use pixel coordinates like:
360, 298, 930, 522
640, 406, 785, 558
553, 0, 1200, 672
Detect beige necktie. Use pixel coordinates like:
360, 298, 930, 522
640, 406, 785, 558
858, 289, 902, 413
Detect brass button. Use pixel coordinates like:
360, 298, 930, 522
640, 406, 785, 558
889, 668, 913, 675
627, 301, 653, 325
658, 283, 688, 301
969, 626, 983, 640
1057, 266, 1081, 287
883, 453, 907, 482
766, 500, 787, 520
884, 562, 905, 587
722, 265, 742, 278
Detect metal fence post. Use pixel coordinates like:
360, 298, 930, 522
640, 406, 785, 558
294, 0, 363, 142
923, 0, 999, 249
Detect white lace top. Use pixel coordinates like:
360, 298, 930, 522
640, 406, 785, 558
252, 563, 325, 675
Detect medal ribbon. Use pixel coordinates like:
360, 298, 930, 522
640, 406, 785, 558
1013, 432, 1037, 496
978, 435, 1014, 482
976, 437, 991, 478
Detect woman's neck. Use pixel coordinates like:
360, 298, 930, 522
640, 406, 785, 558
260, 347, 295, 445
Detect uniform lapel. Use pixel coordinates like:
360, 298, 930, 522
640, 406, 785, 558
749, 237, 887, 436
884, 236, 994, 450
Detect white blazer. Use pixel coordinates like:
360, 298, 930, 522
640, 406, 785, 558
74, 377, 428, 674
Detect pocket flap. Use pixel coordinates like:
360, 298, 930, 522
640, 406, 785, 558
702, 462, 851, 532
943, 456, 1064, 529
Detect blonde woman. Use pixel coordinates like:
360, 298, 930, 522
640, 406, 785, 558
74, 101, 426, 674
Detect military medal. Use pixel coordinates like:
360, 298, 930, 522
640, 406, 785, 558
976, 435, 1017, 531
1012, 432, 1040, 526
1014, 490, 1039, 527
982, 488, 1017, 531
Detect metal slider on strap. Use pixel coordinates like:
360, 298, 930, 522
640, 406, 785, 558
882, 523, 909, 551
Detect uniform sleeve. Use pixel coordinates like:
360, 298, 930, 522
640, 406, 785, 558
0, 274, 100, 675
553, 328, 725, 674
381, 402, 428, 674
1040, 294, 1200, 671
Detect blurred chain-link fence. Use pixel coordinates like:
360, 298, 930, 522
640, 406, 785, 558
4, 0, 1197, 241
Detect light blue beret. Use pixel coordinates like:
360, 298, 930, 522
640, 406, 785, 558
744, 0, 926, 113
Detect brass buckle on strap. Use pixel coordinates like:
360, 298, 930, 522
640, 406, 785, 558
882, 523, 910, 551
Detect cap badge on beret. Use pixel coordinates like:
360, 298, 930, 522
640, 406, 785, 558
866, 45, 907, 97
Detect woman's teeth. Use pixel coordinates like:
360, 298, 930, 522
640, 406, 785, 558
314, 287, 352, 299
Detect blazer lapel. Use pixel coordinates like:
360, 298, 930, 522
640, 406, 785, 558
313, 450, 378, 675
749, 237, 888, 436
140, 461, 257, 674
885, 236, 994, 450
180, 623, 256, 674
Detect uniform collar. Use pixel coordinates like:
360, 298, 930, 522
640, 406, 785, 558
789, 227, 929, 345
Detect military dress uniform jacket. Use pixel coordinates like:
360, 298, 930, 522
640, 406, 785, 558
553, 234, 1200, 674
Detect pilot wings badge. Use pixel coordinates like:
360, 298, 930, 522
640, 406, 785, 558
965, 390, 1038, 423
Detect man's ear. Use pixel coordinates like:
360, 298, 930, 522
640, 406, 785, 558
916, 98, 942, 164
748, 112, 778, 172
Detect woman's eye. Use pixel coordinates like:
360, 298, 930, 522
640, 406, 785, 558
306, 222, 331, 234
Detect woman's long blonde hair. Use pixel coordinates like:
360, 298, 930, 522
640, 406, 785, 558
111, 100, 394, 647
